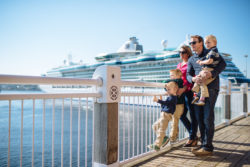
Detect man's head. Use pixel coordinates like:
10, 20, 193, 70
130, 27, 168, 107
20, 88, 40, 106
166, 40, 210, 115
165, 81, 178, 95
205, 35, 217, 49
189, 35, 204, 54
170, 69, 182, 79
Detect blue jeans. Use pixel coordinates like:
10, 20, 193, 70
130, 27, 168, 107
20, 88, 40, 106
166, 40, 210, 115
194, 89, 219, 152
180, 90, 198, 140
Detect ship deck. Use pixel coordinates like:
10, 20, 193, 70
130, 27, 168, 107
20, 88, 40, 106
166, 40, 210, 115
125, 116, 250, 167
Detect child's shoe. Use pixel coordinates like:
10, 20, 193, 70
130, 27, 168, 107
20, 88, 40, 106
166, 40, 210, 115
170, 138, 179, 145
148, 144, 160, 151
191, 96, 199, 104
195, 99, 205, 106
161, 136, 170, 148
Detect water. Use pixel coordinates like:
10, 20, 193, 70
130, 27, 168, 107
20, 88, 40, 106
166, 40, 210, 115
0, 91, 94, 167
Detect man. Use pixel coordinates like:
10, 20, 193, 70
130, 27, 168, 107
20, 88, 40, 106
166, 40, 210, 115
186, 35, 226, 156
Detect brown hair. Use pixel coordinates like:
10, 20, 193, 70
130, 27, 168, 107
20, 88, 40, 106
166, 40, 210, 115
180, 45, 193, 58
170, 69, 182, 78
190, 35, 204, 44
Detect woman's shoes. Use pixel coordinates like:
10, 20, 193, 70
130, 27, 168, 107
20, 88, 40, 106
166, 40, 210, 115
183, 138, 198, 147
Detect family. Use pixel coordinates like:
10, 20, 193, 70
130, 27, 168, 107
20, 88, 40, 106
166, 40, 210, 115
149, 34, 226, 156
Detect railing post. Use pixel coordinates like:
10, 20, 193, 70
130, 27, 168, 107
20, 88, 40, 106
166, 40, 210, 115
241, 83, 248, 117
223, 80, 231, 125
92, 65, 121, 167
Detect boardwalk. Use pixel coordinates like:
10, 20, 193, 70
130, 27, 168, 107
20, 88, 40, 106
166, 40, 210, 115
129, 116, 250, 167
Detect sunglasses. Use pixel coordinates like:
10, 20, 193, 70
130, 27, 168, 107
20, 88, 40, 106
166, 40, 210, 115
189, 41, 198, 45
179, 51, 187, 54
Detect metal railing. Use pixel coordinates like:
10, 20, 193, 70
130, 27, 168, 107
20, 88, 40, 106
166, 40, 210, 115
0, 74, 101, 167
0, 66, 249, 167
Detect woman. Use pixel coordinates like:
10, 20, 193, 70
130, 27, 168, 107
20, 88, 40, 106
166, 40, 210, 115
177, 45, 198, 147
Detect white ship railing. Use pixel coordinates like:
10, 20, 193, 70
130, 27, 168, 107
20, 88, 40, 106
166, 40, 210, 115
0, 66, 249, 167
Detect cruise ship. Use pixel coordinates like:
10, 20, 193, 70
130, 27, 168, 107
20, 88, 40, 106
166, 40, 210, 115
44, 37, 248, 90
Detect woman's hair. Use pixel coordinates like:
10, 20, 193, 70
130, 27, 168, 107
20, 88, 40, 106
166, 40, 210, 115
180, 45, 193, 58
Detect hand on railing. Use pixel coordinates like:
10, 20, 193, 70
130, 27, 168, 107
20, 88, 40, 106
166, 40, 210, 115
153, 95, 162, 102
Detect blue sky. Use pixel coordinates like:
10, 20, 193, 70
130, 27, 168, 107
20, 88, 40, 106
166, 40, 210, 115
0, 0, 250, 77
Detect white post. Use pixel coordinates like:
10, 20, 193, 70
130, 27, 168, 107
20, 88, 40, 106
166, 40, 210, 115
92, 65, 120, 167
241, 83, 248, 117
222, 80, 231, 125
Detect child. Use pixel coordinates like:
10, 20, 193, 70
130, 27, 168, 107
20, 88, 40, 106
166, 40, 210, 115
192, 35, 221, 106
148, 81, 178, 151
164, 69, 185, 143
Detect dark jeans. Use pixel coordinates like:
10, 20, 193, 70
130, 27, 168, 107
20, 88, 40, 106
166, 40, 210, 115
180, 90, 198, 140
194, 89, 219, 152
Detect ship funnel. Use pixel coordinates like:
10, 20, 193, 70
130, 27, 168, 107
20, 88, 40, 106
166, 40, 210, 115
161, 40, 168, 50
68, 54, 72, 65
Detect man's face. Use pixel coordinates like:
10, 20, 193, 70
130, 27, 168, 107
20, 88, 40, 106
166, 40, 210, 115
189, 37, 203, 52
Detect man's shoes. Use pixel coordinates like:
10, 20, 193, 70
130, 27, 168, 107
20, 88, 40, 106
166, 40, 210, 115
191, 146, 202, 152
191, 96, 199, 104
192, 148, 213, 156
161, 136, 170, 148
148, 144, 160, 151
195, 100, 205, 106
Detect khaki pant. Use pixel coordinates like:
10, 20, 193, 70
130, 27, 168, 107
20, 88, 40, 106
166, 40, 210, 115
152, 112, 172, 147
170, 104, 184, 141
192, 67, 214, 98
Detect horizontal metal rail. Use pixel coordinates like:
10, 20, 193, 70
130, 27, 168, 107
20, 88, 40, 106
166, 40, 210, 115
121, 92, 166, 96
121, 80, 165, 88
0, 93, 101, 100
0, 74, 102, 86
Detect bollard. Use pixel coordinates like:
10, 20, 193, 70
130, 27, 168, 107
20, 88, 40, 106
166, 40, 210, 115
92, 65, 120, 167
241, 83, 248, 117
222, 80, 231, 125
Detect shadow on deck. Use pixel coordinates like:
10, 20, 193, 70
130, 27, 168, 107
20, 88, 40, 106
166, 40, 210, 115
125, 116, 250, 167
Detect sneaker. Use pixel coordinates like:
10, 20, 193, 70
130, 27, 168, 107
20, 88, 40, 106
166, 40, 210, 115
192, 148, 213, 156
161, 136, 170, 148
195, 100, 205, 106
147, 144, 160, 151
191, 96, 199, 104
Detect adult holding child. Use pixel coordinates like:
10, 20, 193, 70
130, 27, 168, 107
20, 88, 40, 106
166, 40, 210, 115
177, 45, 199, 147
186, 35, 226, 156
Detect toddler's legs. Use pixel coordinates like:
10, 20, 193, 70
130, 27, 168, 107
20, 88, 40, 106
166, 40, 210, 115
153, 112, 172, 147
170, 104, 184, 142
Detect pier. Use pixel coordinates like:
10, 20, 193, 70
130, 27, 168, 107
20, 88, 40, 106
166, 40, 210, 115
124, 116, 250, 167
0, 65, 249, 167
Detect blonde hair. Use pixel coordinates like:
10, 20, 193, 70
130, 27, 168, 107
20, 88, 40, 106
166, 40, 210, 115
166, 81, 178, 93
205, 35, 217, 45
170, 69, 182, 78
180, 45, 193, 58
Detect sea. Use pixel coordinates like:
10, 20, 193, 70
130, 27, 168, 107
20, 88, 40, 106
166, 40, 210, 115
0, 90, 95, 167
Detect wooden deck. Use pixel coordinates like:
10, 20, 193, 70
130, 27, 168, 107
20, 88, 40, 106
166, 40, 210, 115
129, 116, 250, 167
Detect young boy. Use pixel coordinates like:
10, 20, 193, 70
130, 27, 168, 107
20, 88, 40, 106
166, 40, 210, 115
192, 35, 221, 106
164, 69, 185, 143
148, 81, 178, 151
